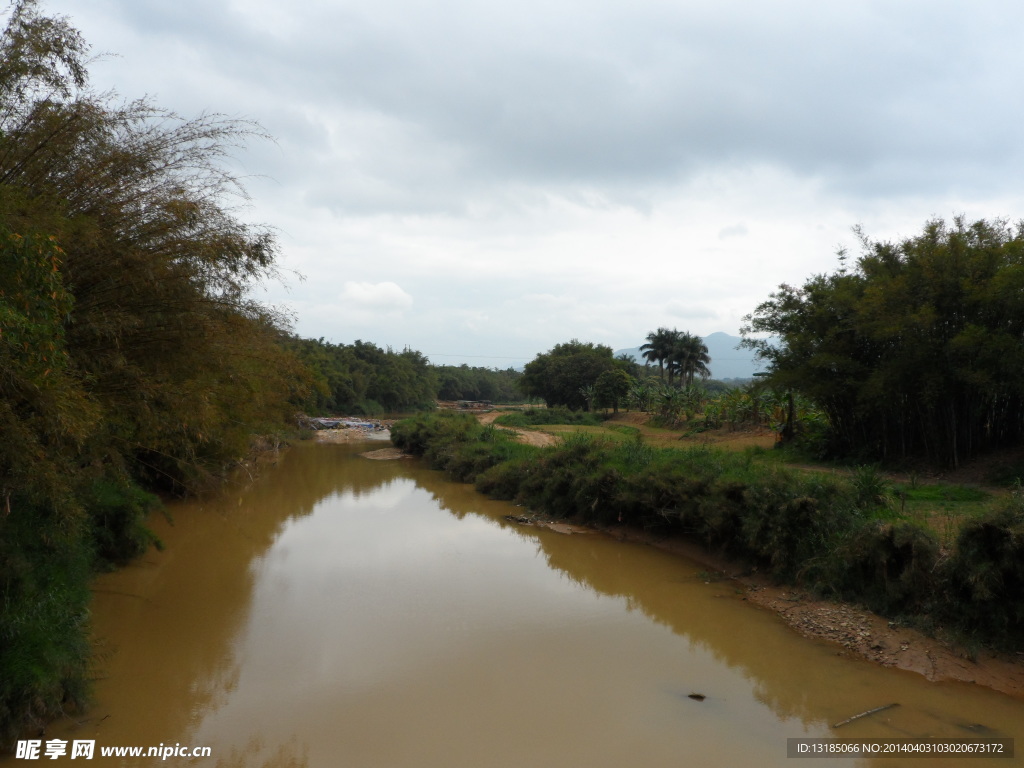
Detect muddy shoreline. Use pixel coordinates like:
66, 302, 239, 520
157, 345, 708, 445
585, 522, 1024, 699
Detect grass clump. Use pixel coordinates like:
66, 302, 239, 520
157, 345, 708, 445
941, 491, 1024, 650
494, 408, 606, 428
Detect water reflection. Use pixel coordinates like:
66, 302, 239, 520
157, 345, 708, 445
31, 442, 1022, 768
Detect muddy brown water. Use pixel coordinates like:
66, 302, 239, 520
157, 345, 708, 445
27, 442, 1024, 767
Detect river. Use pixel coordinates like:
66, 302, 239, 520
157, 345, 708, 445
29, 441, 1024, 766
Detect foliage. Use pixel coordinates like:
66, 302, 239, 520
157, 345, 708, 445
287, 337, 437, 414
743, 217, 1024, 467
0, 497, 92, 747
0, 1, 309, 743
0, 228, 93, 508
640, 327, 711, 387
825, 521, 941, 616
614, 352, 642, 379
434, 364, 523, 403
942, 493, 1024, 649
628, 379, 656, 412
594, 369, 633, 413
519, 339, 618, 410
494, 407, 605, 428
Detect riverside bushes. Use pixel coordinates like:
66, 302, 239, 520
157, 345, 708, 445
0, 2, 309, 744
943, 494, 1024, 650
393, 411, 1023, 652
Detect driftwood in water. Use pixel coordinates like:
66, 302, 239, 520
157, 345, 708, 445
833, 703, 899, 728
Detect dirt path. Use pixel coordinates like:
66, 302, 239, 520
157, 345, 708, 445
476, 410, 559, 447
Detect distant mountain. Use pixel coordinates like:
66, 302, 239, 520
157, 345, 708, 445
616, 332, 766, 381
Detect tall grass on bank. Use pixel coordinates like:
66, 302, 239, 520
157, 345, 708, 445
494, 408, 606, 428
392, 412, 1024, 651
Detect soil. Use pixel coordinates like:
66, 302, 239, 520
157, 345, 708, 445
312, 420, 395, 444
361, 447, 412, 460
476, 409, 559, 447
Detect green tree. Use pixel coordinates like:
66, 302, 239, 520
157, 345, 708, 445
0, 1, 310, 742
668, 332, 711, 387
595, 369, 633, 413
640, 327, 675, 381
287, 337, 438, 414
434, 364, 523, 403
520, 340, 617, 410
0, 0, 311, 489
628, 379, 656, 412
743, 217, 1024, 466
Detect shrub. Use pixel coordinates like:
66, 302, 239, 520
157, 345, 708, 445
942, 495, 1024, 649
83, 478, 162, 569
0, 498, 92, 746
495, 408, 605, 428
825, 521, 941, 615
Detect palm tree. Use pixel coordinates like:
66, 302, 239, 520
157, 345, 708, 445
667, 332, 711, 388
640, 327, 676, 382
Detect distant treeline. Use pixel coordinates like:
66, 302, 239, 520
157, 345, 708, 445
285, 337, 437, 414
285, 336, 525, 414
434, 364, 523, 403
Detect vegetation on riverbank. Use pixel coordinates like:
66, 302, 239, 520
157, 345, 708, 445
392, 411, 1024, 653
0, 2, 309, 743
743, 217, 1024, 468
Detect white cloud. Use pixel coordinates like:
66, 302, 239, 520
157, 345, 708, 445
38, 0, 1024, 364
717, 224, 748, 240
339, 281, 413, 312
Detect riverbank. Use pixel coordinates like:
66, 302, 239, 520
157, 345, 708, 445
493, 508, 1024, 698
390, 410, 1024, 698
588, 521, 1024, 698
310, 418, 396, 443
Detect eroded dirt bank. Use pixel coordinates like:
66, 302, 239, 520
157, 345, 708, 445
588, 523, 1024, 699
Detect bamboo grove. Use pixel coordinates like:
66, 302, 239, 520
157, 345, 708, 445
743, 218, 1024, 467
0, 1, 311, 741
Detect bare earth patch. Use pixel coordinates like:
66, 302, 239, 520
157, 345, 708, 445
312, 424, 393, 444
361, 447, 412, 460
476, 409, 559, 447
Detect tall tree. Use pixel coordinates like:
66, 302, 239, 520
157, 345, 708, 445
743, 217, 1024, 466
520, 340, 617, 410
595, 369, 633, 413
640, 327, 675, 381
668, 332, 712, 388
0, 0, 309, 490
0, 1, 310, 742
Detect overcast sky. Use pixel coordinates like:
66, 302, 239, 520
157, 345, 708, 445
41, 0, 1024, 367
